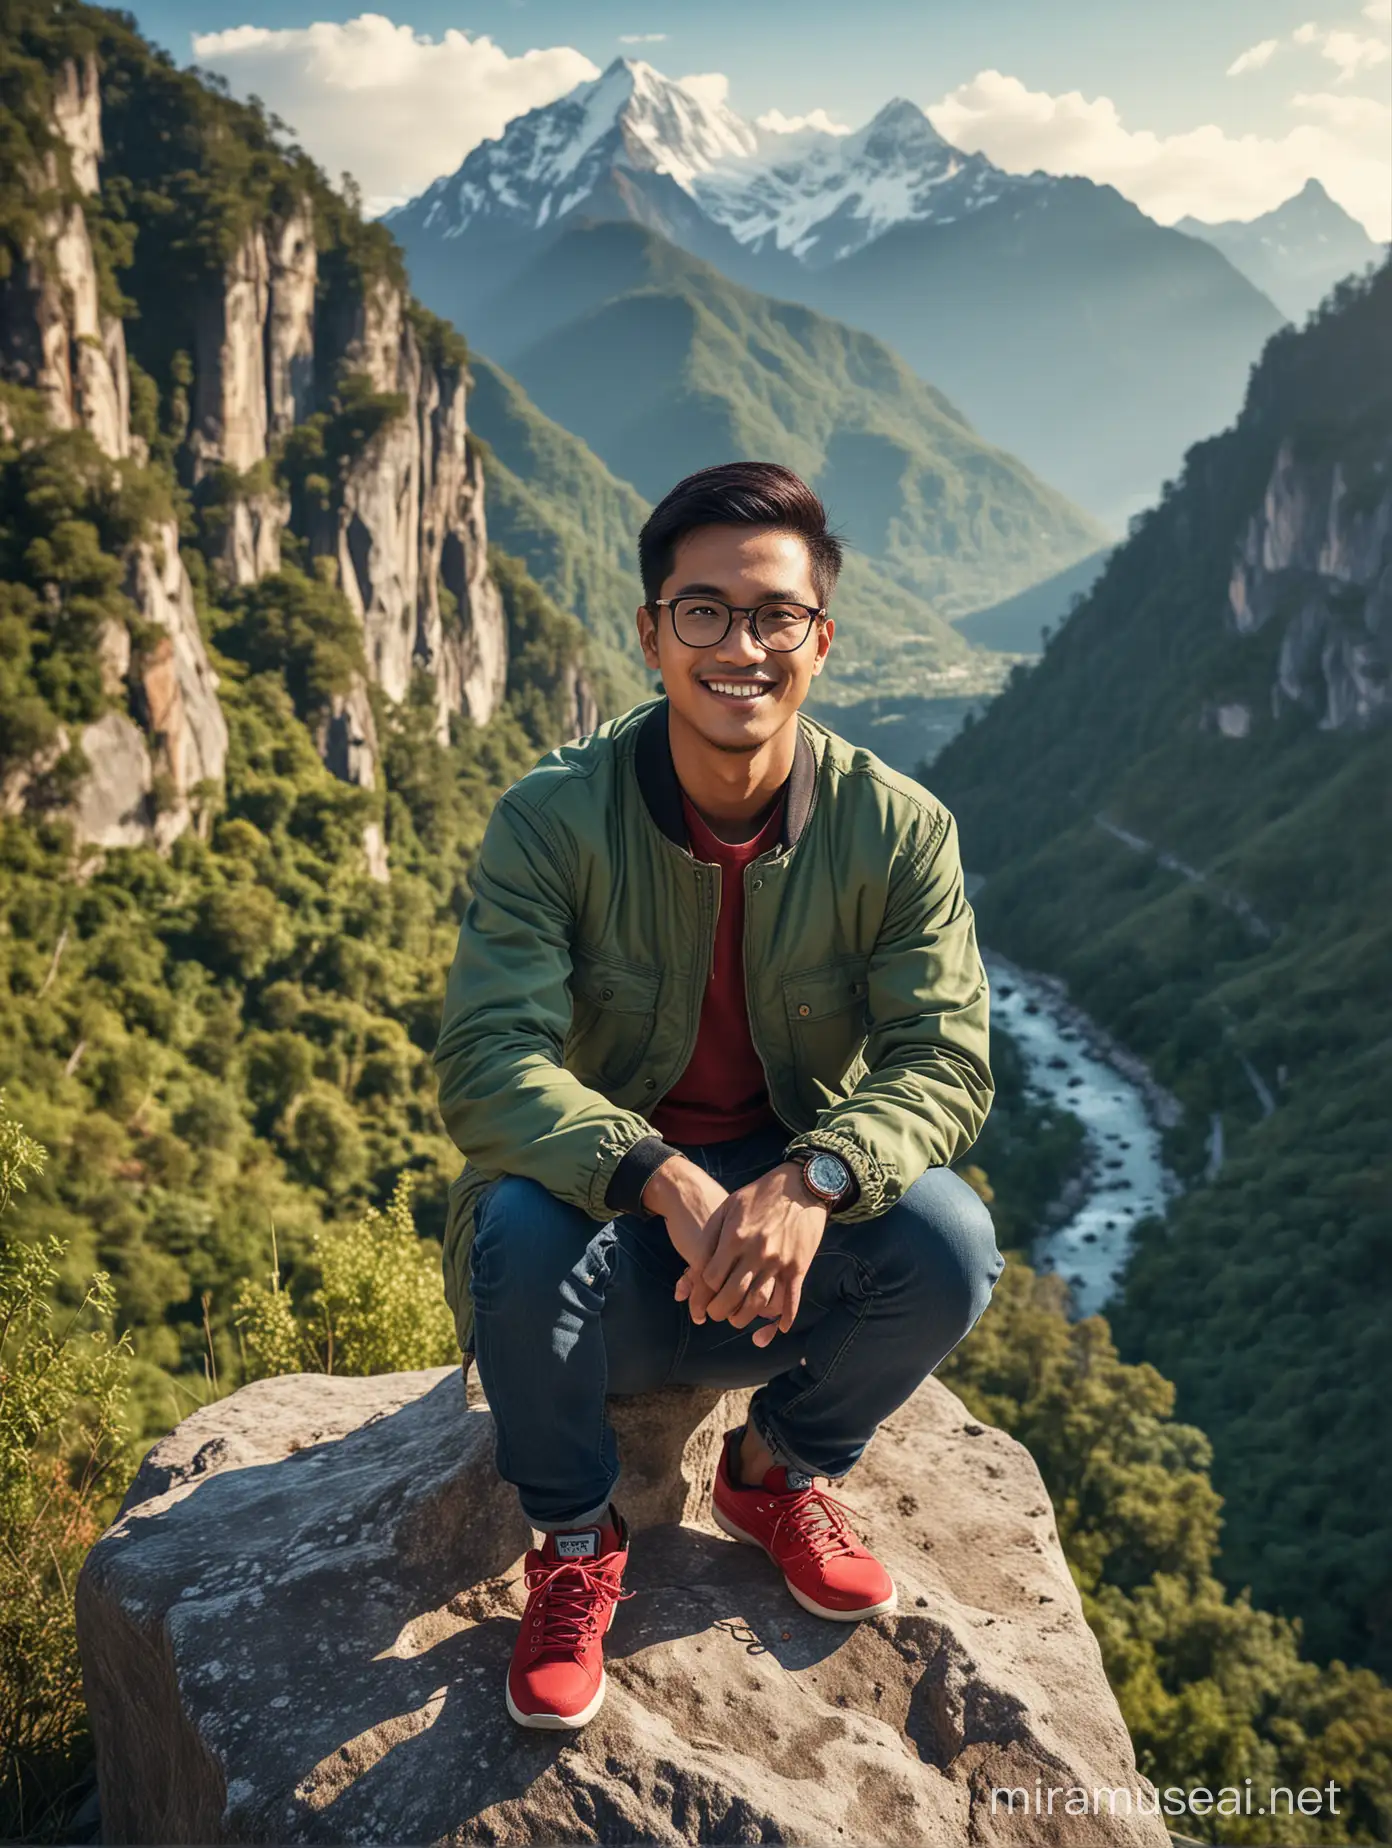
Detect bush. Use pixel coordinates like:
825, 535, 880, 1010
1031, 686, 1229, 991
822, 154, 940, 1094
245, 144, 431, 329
0, 1098, 135, 1843
233, 1175, 454, 1377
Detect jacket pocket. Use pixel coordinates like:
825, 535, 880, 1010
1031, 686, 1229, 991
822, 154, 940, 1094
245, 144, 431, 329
565, 944, 662, 1091
783, 955, 871, 1094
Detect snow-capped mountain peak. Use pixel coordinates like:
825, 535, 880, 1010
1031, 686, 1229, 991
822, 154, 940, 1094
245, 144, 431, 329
392, 57, 757, 243
692, 92, 1013, 266
609, 60, 757, 187
390, 58, 1034, 266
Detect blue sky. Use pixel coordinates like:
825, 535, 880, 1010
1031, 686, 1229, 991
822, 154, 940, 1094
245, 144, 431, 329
126, 0, 1392, 234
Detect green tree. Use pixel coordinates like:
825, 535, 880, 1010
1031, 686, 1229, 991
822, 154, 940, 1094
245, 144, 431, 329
0, 1098, 134, 1843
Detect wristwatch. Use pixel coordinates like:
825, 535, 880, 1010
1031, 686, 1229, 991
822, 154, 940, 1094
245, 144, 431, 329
797, 1148, 856, 1210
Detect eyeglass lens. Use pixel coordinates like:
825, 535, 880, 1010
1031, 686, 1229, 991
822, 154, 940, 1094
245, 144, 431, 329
670, 597, 814, 651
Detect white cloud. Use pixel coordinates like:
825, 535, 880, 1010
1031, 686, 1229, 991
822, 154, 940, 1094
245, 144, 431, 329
675, 71, 732, 109
926, 67, 1390, 238
190, 15, 598, 215
1287, 15, 1391, 82
1228, 38, 1279, 74
1291, 88, 1390, 127
755, 106, 853, 136
1315, 28, 1390, 76
618, 33, 667, 44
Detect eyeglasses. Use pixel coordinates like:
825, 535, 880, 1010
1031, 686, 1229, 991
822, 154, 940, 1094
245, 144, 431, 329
649, 596, 825, 653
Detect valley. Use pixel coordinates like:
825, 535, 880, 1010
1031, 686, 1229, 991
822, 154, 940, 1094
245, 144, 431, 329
1, 6, 1388, 1838
930, 261, 1392, 1673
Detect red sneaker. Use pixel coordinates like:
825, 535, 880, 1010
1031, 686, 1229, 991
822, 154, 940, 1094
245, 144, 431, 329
711, 1429, 897, 1621
506, 1508, 631, 1729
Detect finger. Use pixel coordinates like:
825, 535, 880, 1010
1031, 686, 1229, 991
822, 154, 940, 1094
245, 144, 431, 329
684, 1203, 731, 1323
675, 1267, 692, 1303
707, 1266, 759, 1325
685, 1271, 714, 1324
700, 1219, 746, 1291
779, 1269, 806, 1334
760, 1278, 788, 1325
749, 1280, 788, 1346
698, 1217, 750, 1307
728, 1272, 779, 1330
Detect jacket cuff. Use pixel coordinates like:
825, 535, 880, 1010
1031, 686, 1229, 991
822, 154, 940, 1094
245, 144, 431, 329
604, 1135, 683, 1217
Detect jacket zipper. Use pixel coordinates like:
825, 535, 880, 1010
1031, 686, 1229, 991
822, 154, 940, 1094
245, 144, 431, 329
743, 853, 792, 1128
708, 863, 721, 981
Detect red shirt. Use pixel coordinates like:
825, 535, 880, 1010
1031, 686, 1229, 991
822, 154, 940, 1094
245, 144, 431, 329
650, 791, 784, 1145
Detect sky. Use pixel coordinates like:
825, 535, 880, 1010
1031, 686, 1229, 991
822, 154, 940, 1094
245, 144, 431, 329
127, 0, 1392, 236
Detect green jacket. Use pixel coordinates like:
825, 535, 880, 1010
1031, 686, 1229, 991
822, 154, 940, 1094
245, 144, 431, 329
434, 694, 992, 1352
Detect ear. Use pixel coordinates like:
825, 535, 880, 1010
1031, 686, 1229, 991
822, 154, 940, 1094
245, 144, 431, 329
810, 615, 834, 674
636, 604, 661, 672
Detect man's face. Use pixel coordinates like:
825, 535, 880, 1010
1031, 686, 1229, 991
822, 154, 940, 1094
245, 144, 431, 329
636, 524, 834, 752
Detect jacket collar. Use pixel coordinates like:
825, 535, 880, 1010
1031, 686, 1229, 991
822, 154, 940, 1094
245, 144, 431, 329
634, 696, 817, 853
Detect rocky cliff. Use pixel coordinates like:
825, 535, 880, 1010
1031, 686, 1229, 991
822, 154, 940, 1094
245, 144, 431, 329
1228, 434, 1391, 731
0, 54, 129, 460
0, 54, 228, 847
0, 51, 511, 865
303, 272, 507, 744
191, 224, 508, 750
76, 1371, 1165, 1847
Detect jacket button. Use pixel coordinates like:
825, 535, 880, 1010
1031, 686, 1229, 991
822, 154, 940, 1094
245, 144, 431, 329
600, 986, 614, 1001
643, 1078, 655, 1089
752, 879, 762, 890
798, 1003, 811, 1017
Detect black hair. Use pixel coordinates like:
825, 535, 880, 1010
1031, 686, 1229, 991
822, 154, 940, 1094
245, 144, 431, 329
638, 461, 843, 607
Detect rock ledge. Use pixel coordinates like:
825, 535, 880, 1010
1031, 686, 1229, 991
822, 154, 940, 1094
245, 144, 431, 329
77, 1370, 1164, 1845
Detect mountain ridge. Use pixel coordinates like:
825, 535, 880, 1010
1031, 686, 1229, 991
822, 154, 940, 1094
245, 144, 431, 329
1177, 177, 1388, 322
457, 217, 1107, 699
389, 57, 1291, 528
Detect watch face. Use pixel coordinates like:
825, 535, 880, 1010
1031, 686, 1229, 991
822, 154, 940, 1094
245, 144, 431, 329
806, 1152, 851, 1200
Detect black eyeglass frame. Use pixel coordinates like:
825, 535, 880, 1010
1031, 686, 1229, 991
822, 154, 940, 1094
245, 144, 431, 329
647, 596, 827, 653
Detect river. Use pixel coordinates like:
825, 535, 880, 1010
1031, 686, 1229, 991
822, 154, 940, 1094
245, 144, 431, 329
984, 950, 1180, 1318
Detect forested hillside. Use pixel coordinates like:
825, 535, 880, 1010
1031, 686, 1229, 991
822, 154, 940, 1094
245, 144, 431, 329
466, 350, 982, 723
0, 1, 617, 1450
932, 260, 1392, 1677
418, 218, 1106, 699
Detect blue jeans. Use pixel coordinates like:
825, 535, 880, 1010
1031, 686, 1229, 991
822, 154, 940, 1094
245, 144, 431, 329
469, 1120, 1004, 1529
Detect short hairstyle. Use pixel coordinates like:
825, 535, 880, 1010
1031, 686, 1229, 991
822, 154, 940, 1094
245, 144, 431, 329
638, 461, 843, 607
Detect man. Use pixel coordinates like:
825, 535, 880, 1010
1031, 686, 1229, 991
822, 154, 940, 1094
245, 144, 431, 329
434, 461, 1002, 1732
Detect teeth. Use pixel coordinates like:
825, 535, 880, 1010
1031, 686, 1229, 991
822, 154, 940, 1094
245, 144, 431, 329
706, 681, 768, 698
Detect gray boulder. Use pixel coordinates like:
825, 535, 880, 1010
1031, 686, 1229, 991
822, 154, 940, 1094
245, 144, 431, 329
77, 1369, 1165, 1845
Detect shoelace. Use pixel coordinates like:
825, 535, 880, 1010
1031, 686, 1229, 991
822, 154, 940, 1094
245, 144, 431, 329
523, 1556, 633, 1652
766, 1484, 866, 1564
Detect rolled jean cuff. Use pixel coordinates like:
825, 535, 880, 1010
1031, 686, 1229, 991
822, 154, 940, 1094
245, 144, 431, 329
747, 1397, 847, 1483
523, 1480, 618, 1534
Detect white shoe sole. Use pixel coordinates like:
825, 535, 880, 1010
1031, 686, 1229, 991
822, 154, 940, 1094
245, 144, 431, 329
711, 1501, 899, 1622
506, 1668, 607, 1730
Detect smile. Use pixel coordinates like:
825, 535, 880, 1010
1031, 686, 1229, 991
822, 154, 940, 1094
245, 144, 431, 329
701, 679, 774, 702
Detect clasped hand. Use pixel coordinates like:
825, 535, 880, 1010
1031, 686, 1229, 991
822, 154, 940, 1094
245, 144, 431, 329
643, 1157, 827, 1350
